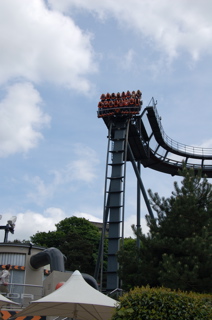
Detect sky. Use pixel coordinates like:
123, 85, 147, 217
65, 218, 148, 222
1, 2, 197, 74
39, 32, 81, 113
0, 0, 212, 242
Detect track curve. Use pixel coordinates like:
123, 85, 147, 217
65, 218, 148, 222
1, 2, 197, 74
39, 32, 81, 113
127, 105, 212, 177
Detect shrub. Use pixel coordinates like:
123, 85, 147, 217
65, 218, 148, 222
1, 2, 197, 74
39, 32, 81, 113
112, 286, 212, 320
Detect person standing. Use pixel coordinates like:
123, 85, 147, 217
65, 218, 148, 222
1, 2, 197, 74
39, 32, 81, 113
0, 264, 11, 294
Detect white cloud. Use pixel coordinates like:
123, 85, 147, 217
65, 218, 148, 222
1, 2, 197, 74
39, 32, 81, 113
0, 82, 50, 157
0, 208, 66, 241
0, 208, 148, 242
73, 211, 102, 222
49, 0, 212, 61
0, 0, 97, 92
67, 144, 99, 183
119, 49, 136, 70
124, 214, 149, 238
26, 144, 99, 205
0, 209, 101, 242
26, 175, 56, 205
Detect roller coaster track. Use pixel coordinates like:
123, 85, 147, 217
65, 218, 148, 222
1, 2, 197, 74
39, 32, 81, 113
98, 96, 212, 292
103, 102, 212, 177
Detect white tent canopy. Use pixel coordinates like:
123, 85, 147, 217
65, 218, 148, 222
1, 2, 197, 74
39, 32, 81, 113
14, 270, 118, 320
0, 293, 19, 307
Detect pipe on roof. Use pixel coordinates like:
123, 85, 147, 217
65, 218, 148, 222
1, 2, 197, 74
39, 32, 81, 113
30, 247, 65, 272
30, 247, 99, 290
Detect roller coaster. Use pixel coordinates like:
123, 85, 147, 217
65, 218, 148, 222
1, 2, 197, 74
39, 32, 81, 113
96, 90, 212, 292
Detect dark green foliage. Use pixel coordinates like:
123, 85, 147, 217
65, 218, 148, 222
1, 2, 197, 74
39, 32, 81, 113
31, 216, 101, 275
118, 166, 212, 293
148, 167, 212, 293
112, 287, 212, 320
118, 236, 159, 290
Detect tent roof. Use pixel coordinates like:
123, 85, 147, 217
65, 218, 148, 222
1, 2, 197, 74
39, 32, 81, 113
14, 270, 118, 320
0, 294, 19, 307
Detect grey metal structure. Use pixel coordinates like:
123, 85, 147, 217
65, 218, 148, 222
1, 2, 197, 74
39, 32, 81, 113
97, 96, 212, 292
102, 119, 129, 291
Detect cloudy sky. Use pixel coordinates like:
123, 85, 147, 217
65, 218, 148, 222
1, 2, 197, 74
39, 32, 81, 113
0, 0, 212, 242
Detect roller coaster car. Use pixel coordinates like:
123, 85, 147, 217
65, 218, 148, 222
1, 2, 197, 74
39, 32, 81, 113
97, 90, 142, 118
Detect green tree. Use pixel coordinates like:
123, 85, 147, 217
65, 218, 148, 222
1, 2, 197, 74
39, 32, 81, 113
118, 167, 212, 293
31, 216, 101, 276
147, 167, 212, 293
118, 232, 160, 290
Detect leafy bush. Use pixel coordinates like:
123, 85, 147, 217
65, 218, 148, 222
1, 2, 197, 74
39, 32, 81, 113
112, 286, 212, 320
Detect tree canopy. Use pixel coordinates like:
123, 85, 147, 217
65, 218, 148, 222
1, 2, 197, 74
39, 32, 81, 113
118, 167, 212, 293
31, 216, 101, 276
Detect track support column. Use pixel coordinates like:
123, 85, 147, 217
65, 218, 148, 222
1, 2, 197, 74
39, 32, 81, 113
105, 120, 129, 291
